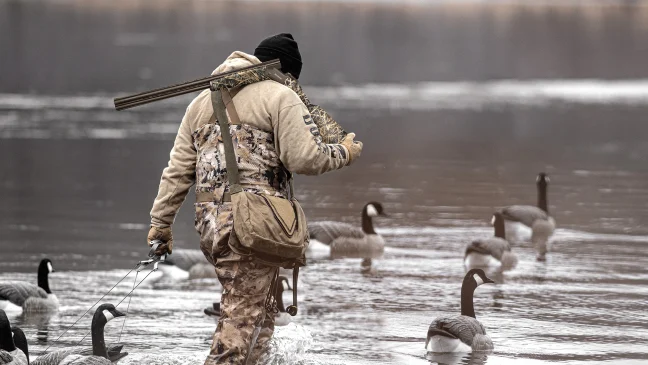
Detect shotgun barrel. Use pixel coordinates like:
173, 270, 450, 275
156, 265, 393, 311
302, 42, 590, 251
113, 59, 281, 111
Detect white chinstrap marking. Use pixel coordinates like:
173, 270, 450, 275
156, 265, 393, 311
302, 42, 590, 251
103, 310, 115, 322
473, 274, 484, 286
47, 262, 53, 273
366, 204, 378, 217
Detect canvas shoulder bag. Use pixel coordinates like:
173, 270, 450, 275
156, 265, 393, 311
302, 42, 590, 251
209, 86, 309, 270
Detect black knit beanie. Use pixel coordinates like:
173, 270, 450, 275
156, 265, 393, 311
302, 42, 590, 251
254, 33, 303, 79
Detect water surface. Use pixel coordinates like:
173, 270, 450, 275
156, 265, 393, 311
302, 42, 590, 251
2, 92, 648, 364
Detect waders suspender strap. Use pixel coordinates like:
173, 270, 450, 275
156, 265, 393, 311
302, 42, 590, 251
211, 88, 242, 194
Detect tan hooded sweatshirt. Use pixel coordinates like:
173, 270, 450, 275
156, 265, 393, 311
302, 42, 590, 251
150, 51, 349, 228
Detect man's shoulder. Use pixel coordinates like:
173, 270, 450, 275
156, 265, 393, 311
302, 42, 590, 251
242, 80, 301, 105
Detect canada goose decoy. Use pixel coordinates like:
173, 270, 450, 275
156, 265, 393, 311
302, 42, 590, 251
154, 249, 217, 283
30, 303, 128, 365
0, 310, 28, 365
426, 269, 495, 353
0, 259, 58, 313
464, 212, 517, 269
308, 202, 387, 259
204, 276, 293, 326
497, 172, 556, 261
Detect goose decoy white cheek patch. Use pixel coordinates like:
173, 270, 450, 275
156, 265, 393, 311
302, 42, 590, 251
366, 204, 378, 217
103, 310, 114, 322
473, 274, 484, 286
490, 215, 496, 225
47, 262, 53, 273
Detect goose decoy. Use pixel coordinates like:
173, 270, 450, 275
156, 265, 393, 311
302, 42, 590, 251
497, 172, 556, 261
308, 202, 387, 259
30, 303, 128, 365
426, 269, 495, 353
0, 259, 58, 313
10, 328, 28, 365
0, 310, 28, 365
154, 249, 217, 283
464, 212, 517, 269
204, 276, 293, 326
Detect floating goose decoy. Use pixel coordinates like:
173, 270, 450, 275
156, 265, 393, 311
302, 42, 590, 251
0, 259, 58, 313
464, 212, 517, 269
308, 202, 387, 259
154, 249, 217, 283
497, 172, 556, 261
426, 269, 495, 353
30, 303, 128, 365
204, 276, 293, 326
0, 310, 28, 365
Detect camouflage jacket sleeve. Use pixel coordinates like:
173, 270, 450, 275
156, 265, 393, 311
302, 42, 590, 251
273, 89, 349, 175
150, 102, 198, 228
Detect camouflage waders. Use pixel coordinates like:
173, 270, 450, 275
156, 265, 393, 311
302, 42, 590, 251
204, 251, 278, 365
193, 100, 290, 365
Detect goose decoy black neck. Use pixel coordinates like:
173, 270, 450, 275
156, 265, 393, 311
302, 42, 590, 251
11, 328, 28, 364
536, 173, 549, 214
0, 310, 16, 352
91, 304, 125, 358
460, 269, 495, 318
361, 202, 385, 235
37, 258, 54, 294
492, 213, 506, 239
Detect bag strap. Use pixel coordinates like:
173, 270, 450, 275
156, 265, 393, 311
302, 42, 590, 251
210, 88, 242, 194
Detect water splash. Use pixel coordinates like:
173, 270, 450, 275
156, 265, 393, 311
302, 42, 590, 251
258, 323, 318, 365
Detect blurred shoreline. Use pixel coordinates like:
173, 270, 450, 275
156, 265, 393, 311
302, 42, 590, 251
2, 0, 648, 93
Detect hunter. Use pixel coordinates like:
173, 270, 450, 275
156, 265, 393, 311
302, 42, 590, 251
146, 33, 363, 364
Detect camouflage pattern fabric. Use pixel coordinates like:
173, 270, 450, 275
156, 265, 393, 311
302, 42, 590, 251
204, 251, 278, 365
194, 106, 287, 364
193, 121, 290, 264
212, 67, 347, 144
272, 73, 348, 144
212, 65, 274, 91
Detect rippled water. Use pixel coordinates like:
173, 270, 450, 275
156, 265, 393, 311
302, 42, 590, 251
1, 98, 648, 364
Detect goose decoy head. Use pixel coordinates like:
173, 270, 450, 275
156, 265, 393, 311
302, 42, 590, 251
490, 212, 504, 226
96, 303, 126, 324
465, 268, 496, 287
39, 258, 55, 274
11, 327, 29, 363
365, 202, 387, 218
536, 172, 550, 186
37, 258, 55, 294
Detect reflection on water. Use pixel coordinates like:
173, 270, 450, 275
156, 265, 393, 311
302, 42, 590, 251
17, 311, 56, 344
426, 351, 491, 365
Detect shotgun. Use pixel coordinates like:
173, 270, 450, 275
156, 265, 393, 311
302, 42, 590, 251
114, 58, 347, 143
114, 59, 279, 111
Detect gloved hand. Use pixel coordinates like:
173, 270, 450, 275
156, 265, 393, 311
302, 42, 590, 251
340, 132, 363, 165
147, 226, 173, 255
